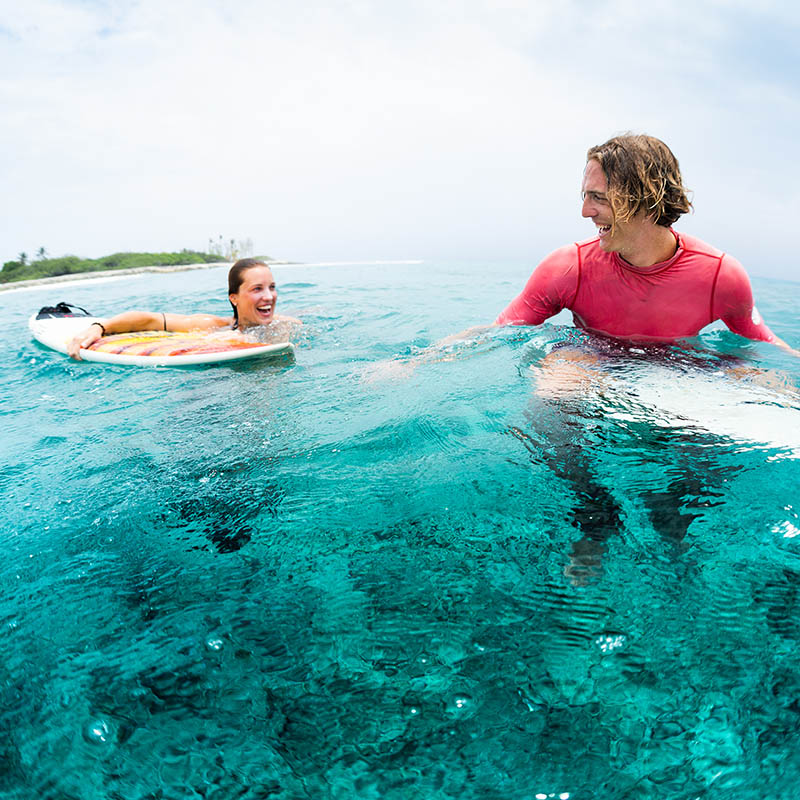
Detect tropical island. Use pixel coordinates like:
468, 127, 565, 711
0, 238, 272, 286
0, 250, 226, 285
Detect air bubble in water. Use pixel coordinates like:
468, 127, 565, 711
83, 719, 112, 745
444, 693, 473, 717
595, 633, 626, 653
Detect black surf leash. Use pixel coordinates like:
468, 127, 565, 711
36, 302, 93, 319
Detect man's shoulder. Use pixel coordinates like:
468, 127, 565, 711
678, 231, 750, 298
536, 241, 584, 274
541, 237, 597, 263
675, 230, 724, 259
571, 235, 615, 267
575, 235, 602, 252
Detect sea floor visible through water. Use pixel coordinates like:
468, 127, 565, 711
2, 260, 800, 799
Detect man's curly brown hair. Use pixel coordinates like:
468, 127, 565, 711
586, 134, 692, 228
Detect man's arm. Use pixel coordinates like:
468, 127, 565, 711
714, 255, 800, 356
436, 247, 578, 346
363, 246, 578, 382
495, 244, 578, 326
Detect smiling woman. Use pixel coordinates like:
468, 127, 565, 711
65, 258, 301, 359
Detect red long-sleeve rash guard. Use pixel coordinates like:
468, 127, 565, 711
496, 231, 776, 344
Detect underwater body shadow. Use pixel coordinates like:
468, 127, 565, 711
148, 462, 287, 554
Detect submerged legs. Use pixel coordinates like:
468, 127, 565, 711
512, 347, 742, 580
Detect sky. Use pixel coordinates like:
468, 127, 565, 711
1, 0, 799, 277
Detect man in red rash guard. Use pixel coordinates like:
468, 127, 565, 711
496, 134, 796, 354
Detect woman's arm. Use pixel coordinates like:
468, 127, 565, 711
67, 310, 229, 359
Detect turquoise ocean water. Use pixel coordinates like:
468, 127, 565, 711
2, 260, 800, 798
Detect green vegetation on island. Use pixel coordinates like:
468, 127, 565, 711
0, 249, 224, 285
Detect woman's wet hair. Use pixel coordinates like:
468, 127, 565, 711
587, 133, 693, 229
228, 258, 269, 327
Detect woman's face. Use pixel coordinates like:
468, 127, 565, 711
230, 266, 278, 327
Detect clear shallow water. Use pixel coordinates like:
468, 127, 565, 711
2, 262, 800, 799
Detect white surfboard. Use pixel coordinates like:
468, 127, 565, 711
29, 314, 294, 367
602, 361, 800, 457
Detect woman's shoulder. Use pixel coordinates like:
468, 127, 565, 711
274, 313, 302, 324
174, 313, 233, 331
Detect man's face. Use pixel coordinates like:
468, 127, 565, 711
581, 156, 676, 268
580, 159, 619, 252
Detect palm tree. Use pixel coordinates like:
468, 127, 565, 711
18, 252, 27, 266
36, 247, 47, 261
